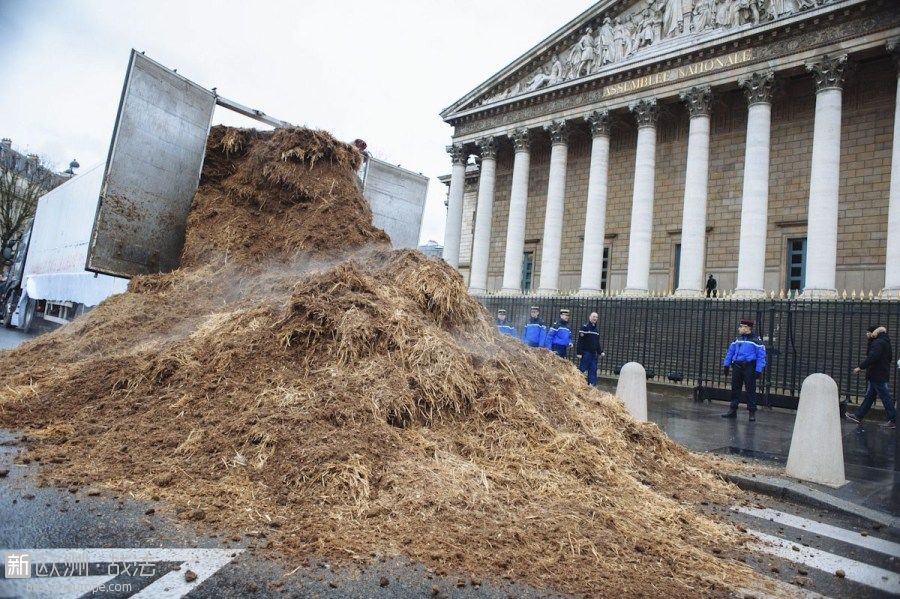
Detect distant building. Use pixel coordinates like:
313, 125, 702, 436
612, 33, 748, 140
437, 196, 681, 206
418, 240, 444, 258
439, 0, 899, 298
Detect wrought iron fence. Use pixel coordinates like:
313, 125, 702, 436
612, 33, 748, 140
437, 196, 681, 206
477, 294, 900, 409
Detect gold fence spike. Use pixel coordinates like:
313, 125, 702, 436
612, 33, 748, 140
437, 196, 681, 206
779, 289, 785, 299
868, 289, 874, 299
851, 289, 857, 299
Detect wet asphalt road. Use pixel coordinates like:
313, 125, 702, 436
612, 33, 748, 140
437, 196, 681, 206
0, 328, 35, 351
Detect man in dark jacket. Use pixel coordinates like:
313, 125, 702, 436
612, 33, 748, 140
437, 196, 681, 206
706, 274, 718, 298
545, 309, 573, 358
576, 312, 606, 386
721, 319, 767, 421
496, 309, 517, 337
521, 306, 546, 347
846, 326, 896, 428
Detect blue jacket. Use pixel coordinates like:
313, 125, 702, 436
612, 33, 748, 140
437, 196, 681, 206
496, 319, 517, 337
545, 319, 573, 349
522, 318, 546, 346
723, 334, 767, 373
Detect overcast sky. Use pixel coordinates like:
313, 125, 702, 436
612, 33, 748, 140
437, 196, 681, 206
0, 0, 590, 245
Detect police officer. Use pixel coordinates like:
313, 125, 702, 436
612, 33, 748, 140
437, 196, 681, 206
521, 306, 546, 348
576, 312, 605, 385
721, 319, 767, 421
496, 309, 517, 337
545, 309, 573, 359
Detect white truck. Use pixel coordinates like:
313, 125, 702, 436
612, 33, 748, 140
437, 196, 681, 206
3, 164, 129, 331
2, 50, 427, 332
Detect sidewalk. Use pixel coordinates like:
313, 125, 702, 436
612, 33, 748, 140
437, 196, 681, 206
598, 382, 900, 518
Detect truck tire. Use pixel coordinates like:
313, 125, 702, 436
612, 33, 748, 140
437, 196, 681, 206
21, 298, 35, 334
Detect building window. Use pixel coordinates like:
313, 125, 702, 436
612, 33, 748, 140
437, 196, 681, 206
786, 237, 807, 293
521, 251, 534, 293
601, 246, 610, 291
672, 243, 682, 293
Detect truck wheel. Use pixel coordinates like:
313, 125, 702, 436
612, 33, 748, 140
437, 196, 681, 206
21, 298, 35, 334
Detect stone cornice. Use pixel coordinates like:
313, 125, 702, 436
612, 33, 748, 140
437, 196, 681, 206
448, 3, 899, 140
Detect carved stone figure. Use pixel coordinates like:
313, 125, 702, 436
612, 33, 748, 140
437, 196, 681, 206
650, 7, 664, 43
637, 9, 656, 48
572, 27, 597, 76
692, 0, 716, 31
612, 17, 629, 61
663, 0, 685, 37
597, 16, 615, 65
769, 0, 800, 17
623, 15, 638, 57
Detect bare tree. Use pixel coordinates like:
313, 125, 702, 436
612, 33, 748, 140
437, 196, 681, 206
0, 150, 63, 261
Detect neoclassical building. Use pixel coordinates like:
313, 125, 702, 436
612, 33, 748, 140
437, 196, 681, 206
439, 0, 900, 298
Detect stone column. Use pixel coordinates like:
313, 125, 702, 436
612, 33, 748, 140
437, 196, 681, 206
537, 120, 569, 294
442, 143, 468, 268
501, 128, 532, 293
675, 86, 713, 297
468, 136, 498, 294
803, 55, 847, 298
623, 99, 659, 296
578, 110, 611, 295
735, 71, 775, 298
884, 40, 900, 296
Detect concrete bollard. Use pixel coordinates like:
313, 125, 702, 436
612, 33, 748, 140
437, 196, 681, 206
615, 362, 648, 422
785, 373, 846, 488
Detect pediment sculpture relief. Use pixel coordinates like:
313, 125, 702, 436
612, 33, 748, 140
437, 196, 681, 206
478, 0, 831, 106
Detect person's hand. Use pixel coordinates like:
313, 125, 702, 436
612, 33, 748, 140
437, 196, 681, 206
576, 354, 582, 359
600, 352, 606, 358
853, 367, 861, 375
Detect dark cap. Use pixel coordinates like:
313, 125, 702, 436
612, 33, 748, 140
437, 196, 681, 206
530, 306, 540, 311
740, 319, 754, 327
560, 309, 570, 315
497, 309, 506, 315
867, 324, 879, 333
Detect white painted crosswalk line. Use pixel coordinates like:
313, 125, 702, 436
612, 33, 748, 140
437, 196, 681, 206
749, 530, 900, 595
736, 506, 900, 557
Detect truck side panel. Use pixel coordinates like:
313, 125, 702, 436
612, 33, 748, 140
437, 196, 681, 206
86, 50, 216, 277
361, 158, 428, 250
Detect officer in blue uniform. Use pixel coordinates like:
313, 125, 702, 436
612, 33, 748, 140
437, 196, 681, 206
496, 309, 517, 337
721, 319, 767, 421
576, 311, 605, 385
521, 306, 547, 348
545, 308, 573, 359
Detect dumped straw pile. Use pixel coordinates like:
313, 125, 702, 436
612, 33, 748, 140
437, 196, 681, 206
0, 126, 768, 597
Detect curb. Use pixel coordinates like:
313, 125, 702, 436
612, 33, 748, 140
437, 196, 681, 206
725, 473, 899, 531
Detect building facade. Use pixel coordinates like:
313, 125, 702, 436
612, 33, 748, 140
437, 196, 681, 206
439, 0, 900, 298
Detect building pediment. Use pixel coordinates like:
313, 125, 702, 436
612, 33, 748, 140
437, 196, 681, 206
442, 0, 852, 121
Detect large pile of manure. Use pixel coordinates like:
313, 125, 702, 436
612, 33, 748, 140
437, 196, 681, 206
0, 126, 777, 597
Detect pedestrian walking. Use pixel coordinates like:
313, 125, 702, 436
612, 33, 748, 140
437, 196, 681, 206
545, 309, 573, 359
576, 312, 605, 386
721, 319, 767, 421
706, 274, 718, 298
521, 306, 547, 348
846, 325, 896, 428
496, 309, 517, 337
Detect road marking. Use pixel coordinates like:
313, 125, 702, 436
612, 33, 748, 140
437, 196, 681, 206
0, 548, 240, 598
749, 531, 900, 595
736, 506, 900, 557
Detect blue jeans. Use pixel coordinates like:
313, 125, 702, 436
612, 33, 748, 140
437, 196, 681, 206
853, 381, 897, 422
579, 351, 598, 386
